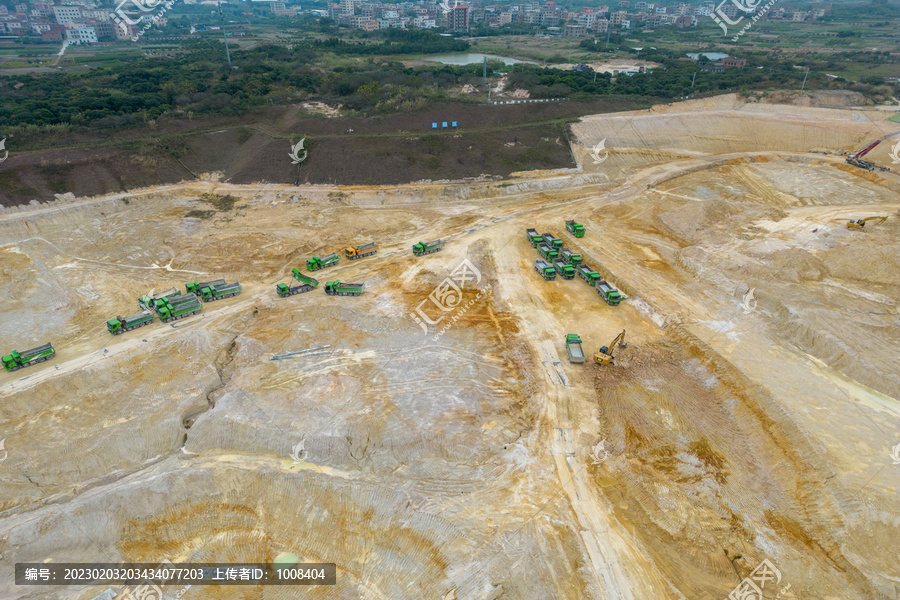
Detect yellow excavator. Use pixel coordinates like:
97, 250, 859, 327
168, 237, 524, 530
847, 216, 887, 229
594, 330, 626, 365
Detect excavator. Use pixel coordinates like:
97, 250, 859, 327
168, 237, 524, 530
594, 330, 626, 365
845, 130, 900, 172
847, 216, 887, 230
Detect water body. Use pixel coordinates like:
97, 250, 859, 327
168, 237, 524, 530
424, 53, 536, 66
686, 52, 730, 60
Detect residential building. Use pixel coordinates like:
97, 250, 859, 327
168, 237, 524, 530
66, 24, 98, 43
564, 22, 585, 36
722, 56, 746, 68
449, 4, 469, 29
31, 20, 52, 33
41, 25, 64, 41
52, 5, 81, 24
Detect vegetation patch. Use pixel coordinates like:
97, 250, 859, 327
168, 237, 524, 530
199, 193, 238, 211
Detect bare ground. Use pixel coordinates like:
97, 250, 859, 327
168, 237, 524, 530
0, 94, 898, 600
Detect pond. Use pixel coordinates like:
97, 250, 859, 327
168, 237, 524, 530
686, 52, 730, 61
423, 53, 536, 66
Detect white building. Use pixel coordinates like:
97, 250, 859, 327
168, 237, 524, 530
52, 5, 82, 24
66, 24, 98, 43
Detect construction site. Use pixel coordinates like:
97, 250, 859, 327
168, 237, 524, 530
0, 93, 898, 600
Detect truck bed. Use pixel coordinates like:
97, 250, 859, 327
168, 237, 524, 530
148, 287, 180, 300
123, 311, 153, 323
21, 343, 53, 357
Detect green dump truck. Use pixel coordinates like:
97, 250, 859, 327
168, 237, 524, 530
541, 233, 563, 250
534, 259, 557, 280
553, 260, 576, 279
186, 279, 226, 296
560, 248, 582, 266
325, 281, 364, 296
526, 228, 543, 247
565, 334, 585, 363
153, 293, 199, 312
413, 239, 444, 256
201, 281, 242, 302
277, 268, 320, 297
3, 343, 55, 372
596, 279, 623, 305
107, 310, 154, 335
537, 243, 559, 262
138, 287, 180, 311
157, 297, 202, 323
576, 264, 601, 285
307, 253, 340, 271
565, 220, 585, 237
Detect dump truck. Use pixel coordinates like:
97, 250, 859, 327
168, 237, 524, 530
413, 240, 444, 256
186, 279, 226, 296
107, 310, 154, 335
596, 279, 623, 305
560, 248, 582, 266
576, 264, 601, 285
345, 242, 378, 260
537, 243, 559, 262
157, 297, 202, 323
541, 233, 563, 250
565, 334, 585, 364
594, 330, 626, 365
526, 228, 543, 247
306, 253, 339, 271
153, 293, 199, 311
565, 220, 585, 237
553, 260, 576, 279
3, 343, 55, 372
534, 259, 556, 280
138, 287, 180, 311
325, 281, 364, 296
201, 281, 242, 302
277, 268, 319, 297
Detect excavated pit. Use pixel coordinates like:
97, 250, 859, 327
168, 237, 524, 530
0, 95, 898, 600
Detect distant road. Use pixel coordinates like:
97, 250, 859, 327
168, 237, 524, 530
0, 64, 91, 75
